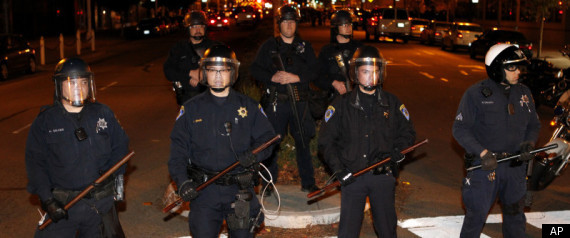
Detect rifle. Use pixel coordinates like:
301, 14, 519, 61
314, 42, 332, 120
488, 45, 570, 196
39, 151, 135, 230
334, 53, 352, 92
307, 139, 428, 198
270, 51, 306, 148
162, 135, 282, 213
466, 143, 558, 171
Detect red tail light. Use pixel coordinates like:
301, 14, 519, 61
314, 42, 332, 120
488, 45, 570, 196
411, 26, 416, 30
435, 32, 440, 36
528, 45, 533, 50
223, 19, 228, 23
457, 33, 463, 38
379, 16, 383, 20
210, 20, 216, 24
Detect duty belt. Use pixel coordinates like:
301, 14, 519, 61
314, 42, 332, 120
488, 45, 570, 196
52, 177, 115, 204
187, 164, 250, 186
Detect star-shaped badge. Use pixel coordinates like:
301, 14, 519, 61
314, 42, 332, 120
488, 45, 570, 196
238, 107, 248, 118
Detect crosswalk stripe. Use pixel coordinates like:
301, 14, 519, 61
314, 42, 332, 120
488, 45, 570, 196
398, 210, 570, 237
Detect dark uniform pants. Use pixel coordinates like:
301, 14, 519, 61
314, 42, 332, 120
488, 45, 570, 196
35, 197, 114, 238
189, 184, 262, 238
339, 172, 397, 238
262, 101, 316, 188
460, 162, 527, 238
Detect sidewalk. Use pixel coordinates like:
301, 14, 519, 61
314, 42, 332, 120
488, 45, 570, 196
28, 31, 126, 71
534, 45, 570, 69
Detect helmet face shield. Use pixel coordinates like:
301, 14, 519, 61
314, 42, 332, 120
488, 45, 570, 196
200, 57, 240, 89
57, 75, 95, 107
350, 58, 386, 88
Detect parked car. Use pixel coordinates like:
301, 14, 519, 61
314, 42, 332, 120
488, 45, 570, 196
353, 9, 371, 30
469, 29, 533, 59
365, 8, 411, 43
410, 18, 429, 39
124, 18, 164, 39
441, 22, 483, 51
208, 13, 230, 30
235, 6, 260, 26
419, 21, 451, 45
0, 34, 36, 81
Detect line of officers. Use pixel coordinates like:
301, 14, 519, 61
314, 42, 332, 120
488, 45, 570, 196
25, 4, 540, 238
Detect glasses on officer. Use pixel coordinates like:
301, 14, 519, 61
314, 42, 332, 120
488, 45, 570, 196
189, 25, 205, 29
504, 64, 524, 72
205, 67, 232, 75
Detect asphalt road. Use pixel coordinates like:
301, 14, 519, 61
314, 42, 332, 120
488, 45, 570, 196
0, 18, 568, 237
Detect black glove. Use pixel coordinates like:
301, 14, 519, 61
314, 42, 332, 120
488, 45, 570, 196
42, 198, 68, 223
481, 151, 498, 170
178, 180, 199, 202
519, 141, 535, 162
336, 168, 355, 186
390, 148, 405, 163
237, 150, 257, 168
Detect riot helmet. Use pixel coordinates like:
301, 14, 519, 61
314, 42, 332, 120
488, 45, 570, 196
199, 45, 240, 93
53, 58, 95, 107
277, 4, 301, 23
485, 44, 529, 84
184, 11, 207, 41
330, 10, 354, 42
349, 45, 387, 92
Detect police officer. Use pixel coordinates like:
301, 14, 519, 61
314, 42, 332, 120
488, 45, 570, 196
250, 4, 320, 194
168, 45, 276, 237
452, 44, 540, 237
315, 10, 363, 115
318, 45, 416, 237
26, 58, 130, 238
164, 10, 222, 105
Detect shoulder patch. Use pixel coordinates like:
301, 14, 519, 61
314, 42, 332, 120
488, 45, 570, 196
324, 105, 335, 122
258, 104, 267, 117
176, 106, 185, 121
399, 104, 410, 121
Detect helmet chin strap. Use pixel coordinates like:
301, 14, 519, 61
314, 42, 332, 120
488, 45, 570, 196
192, 35, 205, 41
211, 86, 227, 93
362, 85, 376, 92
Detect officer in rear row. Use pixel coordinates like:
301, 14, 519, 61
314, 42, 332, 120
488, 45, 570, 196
250, 4, 320, 194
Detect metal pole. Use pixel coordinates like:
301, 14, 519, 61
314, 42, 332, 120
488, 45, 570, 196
59, 34, 64, 59
40, 36, 45, 65
76, 30, 81, 56
91, 29, 95, 52
87, 0, 92, 39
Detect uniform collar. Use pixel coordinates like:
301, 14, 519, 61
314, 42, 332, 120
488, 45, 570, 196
349, 88, 388, 110
206, 88, 240, 106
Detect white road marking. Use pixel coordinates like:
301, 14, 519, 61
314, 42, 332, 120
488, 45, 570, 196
420, 72, 435, 79
421, 50, 435, 55
440, 78, 449, 82
176, 210, 570, 238
406, 60, 421, 67
458, 65, 485, 70
99, 81, 118, 91
398, 210, 570, 237
459, 70, 469, 75
12, 123, 31, 134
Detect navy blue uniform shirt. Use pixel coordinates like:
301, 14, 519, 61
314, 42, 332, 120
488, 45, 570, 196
452, 79, 541, 157
163, 38, 221, 93
26, 102, 130, 201
318, 89, 416, 173
168, 89, 276, 187
315, 40, 363, 91
250, 36, 319, 94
